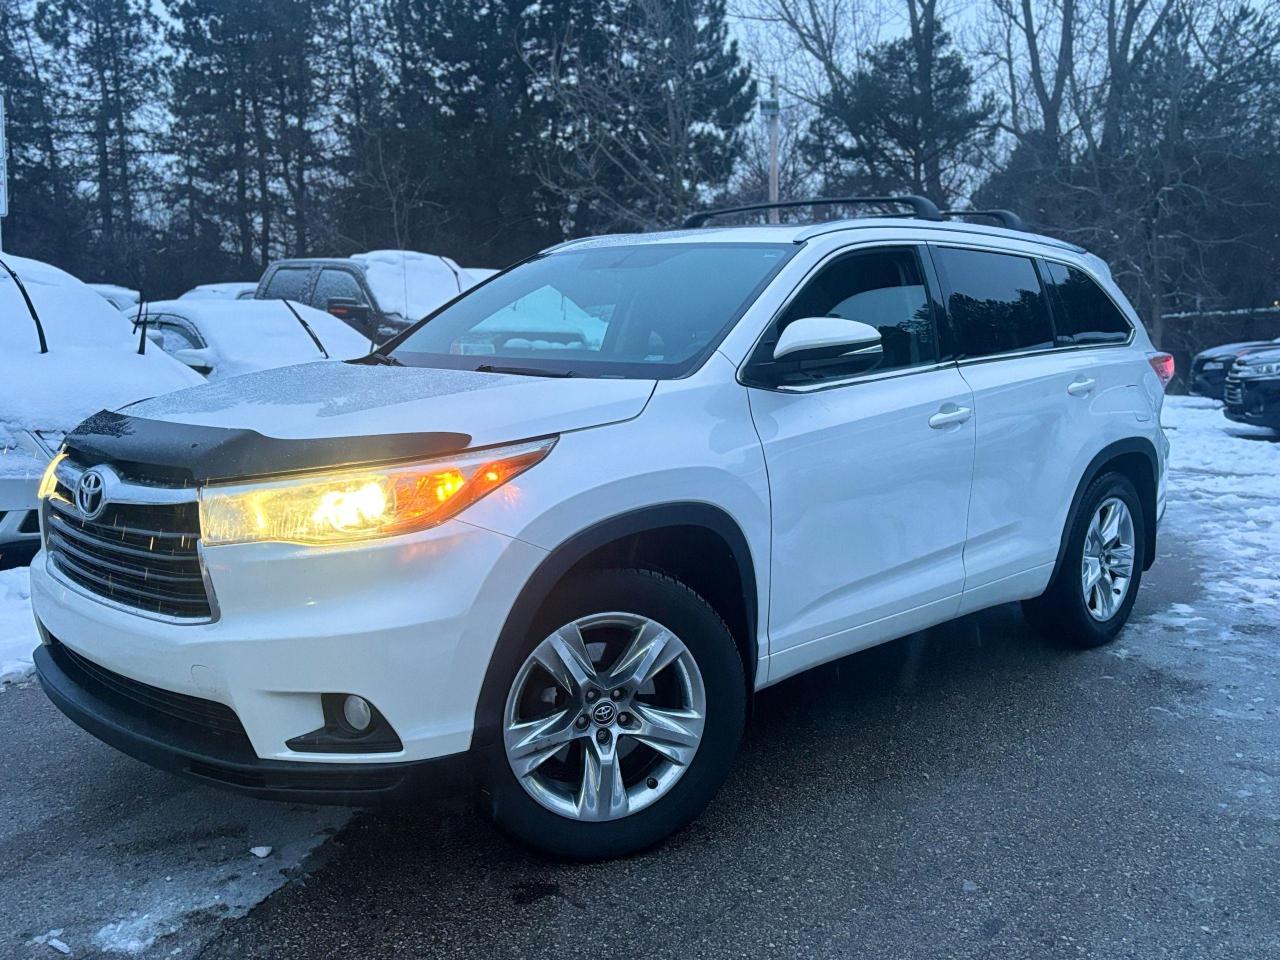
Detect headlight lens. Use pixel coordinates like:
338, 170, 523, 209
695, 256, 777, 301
1239, 361, 1280, 377
37, 451, 67, 500
199, 438, 555, 546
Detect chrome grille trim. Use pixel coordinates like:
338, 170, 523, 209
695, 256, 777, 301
43, 458, 215, 623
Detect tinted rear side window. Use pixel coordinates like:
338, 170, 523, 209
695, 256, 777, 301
262, 267, 312, 302
1042, 261, 1132, 345
933, 247, 1054, 358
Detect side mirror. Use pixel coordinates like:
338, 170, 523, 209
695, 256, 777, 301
327, 297, 373, 323
773, 316, 883, 363
171, 347, 215, 375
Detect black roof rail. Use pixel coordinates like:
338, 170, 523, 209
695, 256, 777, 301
940, 208, 1026, 231
682, 195, 942, 229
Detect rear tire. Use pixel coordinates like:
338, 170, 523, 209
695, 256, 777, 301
1023, 472, 1146, 649
481, 568, 746, 860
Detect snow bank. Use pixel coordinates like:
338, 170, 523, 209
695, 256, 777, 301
0, 567, 38, 686
350, 250, 474, 323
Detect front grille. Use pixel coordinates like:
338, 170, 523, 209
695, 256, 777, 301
50, 639, 249, 743
1224, 376, 1244, 406
44, 477, 212, 620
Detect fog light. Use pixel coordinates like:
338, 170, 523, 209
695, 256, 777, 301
342, 694, 373, 733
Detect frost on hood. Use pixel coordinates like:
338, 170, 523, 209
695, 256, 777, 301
126, 361, 504, 421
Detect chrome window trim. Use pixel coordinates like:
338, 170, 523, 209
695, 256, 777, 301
758, 359, 958, 394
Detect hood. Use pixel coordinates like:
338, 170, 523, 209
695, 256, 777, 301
1196, 340, 1277, 361
69, 361, 656, 482
1234, 346, 1280, 368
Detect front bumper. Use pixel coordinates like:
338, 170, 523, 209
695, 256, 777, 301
1224, 376, 1280, 428
31, 516, 547, 778
34, 639, 469, 803
1188, 363, 1228, 399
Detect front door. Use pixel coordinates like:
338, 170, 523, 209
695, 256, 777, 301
744, 245, 976, 683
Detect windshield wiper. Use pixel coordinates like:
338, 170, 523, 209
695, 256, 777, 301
361, 349, 403, 366
0, 254, 49, 353
475, 363, 574, 378
280, 299, 329, 358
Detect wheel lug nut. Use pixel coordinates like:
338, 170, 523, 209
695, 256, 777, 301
575, 715, 589, 730
585, 690, 599, 703
617, 712, 631, 726
596, 729, 611, 745
610, 688, 624, 701
646, 777, 658, 789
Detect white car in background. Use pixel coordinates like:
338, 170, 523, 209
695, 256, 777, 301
136, 299, 372, 379
0, 256, 202, 568
178, 282, 258, 301
88, 283, 141, 312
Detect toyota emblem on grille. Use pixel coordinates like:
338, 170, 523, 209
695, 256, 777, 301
75, 468, 108, 520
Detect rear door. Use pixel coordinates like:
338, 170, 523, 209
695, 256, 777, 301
745, 245, 976, 681
929, 245, 1125, 611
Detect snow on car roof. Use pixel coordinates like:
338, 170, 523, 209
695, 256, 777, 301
349, 250, 473, 323
179, 282, 258, 300
145, 299, 372, 378
0, 255, 203, 435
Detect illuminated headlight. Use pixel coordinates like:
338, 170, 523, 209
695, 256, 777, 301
199, 438, 555, 546
37, 451, 68, 500
1238, 361, 1280, 377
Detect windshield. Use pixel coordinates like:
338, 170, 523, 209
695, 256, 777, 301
389, 242, 794, 378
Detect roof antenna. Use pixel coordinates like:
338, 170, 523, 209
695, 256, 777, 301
0, 255, 50, 353
135, 301, 150, 354
280, 299, 329, 358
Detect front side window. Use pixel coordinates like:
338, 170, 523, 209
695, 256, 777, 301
933, 247, 1054, 358
390, 243, 794, 378
262, 266, 312, 302
749, 246, 939, 384
1041, 261, 1132, 346
148, 317, 204, 352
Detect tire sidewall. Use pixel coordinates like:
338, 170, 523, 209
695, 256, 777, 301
481, 568, 746, 860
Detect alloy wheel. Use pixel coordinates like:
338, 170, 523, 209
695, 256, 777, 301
1081, 497, 1136, 621
503, 612, 707, 822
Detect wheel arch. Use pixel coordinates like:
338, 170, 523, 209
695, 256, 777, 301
1052, 437, 1160, 580
472, 503, 760, 748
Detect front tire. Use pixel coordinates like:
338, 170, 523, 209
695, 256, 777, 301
1024, 472, 1146, 649
481, 568, 746, 860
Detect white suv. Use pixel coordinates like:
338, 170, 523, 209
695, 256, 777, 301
31, 201, 1171, 859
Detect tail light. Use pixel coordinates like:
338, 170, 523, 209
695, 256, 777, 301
1148, 352, 1175, 389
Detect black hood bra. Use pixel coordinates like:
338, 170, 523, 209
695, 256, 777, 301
65, 410, 471, 486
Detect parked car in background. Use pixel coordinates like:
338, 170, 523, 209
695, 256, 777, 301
0, 255, 202, 568
178, 282, 257, 301
30, 199, 1171, 858
88, 283, 140, 312
137, 299, 372, 378
1189, 338, 1280, 399
253, 251, 476, 339
1224, 346, 1280, 432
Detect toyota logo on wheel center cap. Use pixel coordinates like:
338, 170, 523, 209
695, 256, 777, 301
591, 700, 617, 725
75, 468, 108, 520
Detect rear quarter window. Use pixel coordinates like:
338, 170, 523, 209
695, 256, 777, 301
1041, 261, 1133, 346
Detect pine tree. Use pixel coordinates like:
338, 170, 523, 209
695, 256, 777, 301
802, 22, 995, 205
0, 0, 85, 267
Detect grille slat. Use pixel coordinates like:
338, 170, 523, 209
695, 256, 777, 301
1224, 376, 1244, 405
44, 467, 213, 620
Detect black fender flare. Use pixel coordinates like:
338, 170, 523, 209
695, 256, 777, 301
472, 502, 759, 747
1050, 437, 1160, 581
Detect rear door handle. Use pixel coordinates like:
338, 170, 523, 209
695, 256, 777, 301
929, 405, 972, 429
1067, 377, 1096, 397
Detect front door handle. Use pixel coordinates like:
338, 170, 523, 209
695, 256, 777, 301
929, 405, 973, 429
1067, 377, 1096, 397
